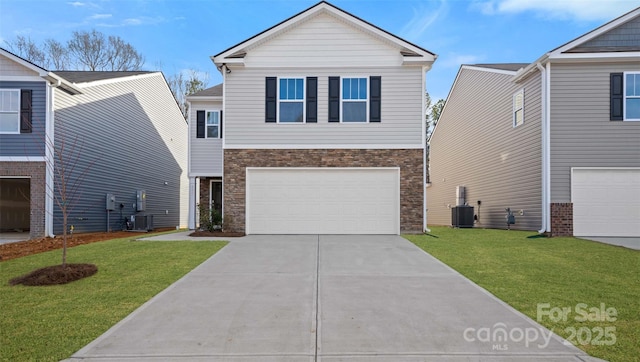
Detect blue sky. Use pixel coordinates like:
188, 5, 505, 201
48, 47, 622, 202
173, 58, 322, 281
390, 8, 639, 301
1, 0, 639, 101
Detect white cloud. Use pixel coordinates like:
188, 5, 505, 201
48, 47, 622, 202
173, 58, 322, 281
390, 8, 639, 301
473, 0, 639, 21
67, 1, 86, 6
400, 0, 448, 41
88, 13, 112, 20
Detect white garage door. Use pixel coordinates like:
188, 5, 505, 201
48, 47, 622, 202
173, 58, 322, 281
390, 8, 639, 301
572, 168, 640, 237
246, 168, 399, 234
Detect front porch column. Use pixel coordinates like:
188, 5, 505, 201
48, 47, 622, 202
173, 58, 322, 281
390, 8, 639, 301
188, 177, 197, 230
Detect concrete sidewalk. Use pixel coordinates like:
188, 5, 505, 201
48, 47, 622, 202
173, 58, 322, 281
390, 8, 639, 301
67, 235, 600, 361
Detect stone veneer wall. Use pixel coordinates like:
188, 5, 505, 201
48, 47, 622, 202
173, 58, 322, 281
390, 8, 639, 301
0, 161, 47, 238
223, 149, 424, 233
550, 202, 573, 237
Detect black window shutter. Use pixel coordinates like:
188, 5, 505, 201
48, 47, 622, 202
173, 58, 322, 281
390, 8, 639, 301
370, 76, 381, 122
610, 73, 623, 121
265, 77, 277, 123
328, 76, 340, 122
219, 110, 223, 139
196, 110, 205, 138
20, 89, 32, 133
306, 77, 317, 123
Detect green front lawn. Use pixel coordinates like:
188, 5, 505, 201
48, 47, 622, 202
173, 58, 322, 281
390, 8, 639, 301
0, 236, 227, 362
405, 227, 640, 362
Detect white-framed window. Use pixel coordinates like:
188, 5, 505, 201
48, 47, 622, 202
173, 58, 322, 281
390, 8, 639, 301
513, 88, 524, 127
206, 111, 220, 138
342, 77, 368, 122
625, 72, 640, 121
278, 78, 304, 123
0, 89, 20, 134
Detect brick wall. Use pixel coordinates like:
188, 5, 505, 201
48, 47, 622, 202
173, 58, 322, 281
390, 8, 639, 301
0, 161, 47, 238
223, 149, 424, 233
550, 202, 573, 237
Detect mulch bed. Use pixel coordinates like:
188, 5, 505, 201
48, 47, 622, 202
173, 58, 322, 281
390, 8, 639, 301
0, 229, 174, 262
9, 263, 98, 286
189, 231, 245, 237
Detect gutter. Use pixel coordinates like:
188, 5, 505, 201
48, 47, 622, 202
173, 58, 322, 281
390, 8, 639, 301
536, 62, 551, 234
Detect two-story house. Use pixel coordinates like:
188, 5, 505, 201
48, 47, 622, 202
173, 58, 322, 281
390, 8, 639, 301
187, 1, 436, 234
427, 7, 640, 238
1, 48, 189, 239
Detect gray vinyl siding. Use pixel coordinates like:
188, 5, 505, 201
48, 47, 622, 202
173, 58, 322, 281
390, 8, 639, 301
549, 62, 640, 203
52, 73, 188, 233
0, 81, 46, 157
428, 67, 542, 230
568, 16, 640, 52
224, 66, 423, 146
189, 99, 223, 176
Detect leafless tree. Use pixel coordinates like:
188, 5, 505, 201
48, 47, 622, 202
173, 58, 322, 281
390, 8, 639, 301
5, 29, 145, 71
6, 35, 47, 67
44, 39, 69, 70
168, 69, 209, 118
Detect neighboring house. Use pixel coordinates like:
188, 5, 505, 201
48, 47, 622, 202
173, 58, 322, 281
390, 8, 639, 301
0, 48, 189, 238
428, 7, 640, 237
187, 1, 436, 234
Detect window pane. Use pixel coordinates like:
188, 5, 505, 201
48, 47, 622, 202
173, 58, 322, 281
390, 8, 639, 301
343, 102, 366, 122
280, 79, 287, 99
343, 78, 351, 100
207, 111, 219, 125
626, 98, 640, 119
359, 78, 367, 99
350, 79, 358, 99
287, 79, 295, 99
0, 113, 19, 132
635, 74, 640, 96
207, 125, 219, 138
280, 102, 303, 122
295, 79, 303, 99
0, 90, 19, 112
626, 74, 635, 96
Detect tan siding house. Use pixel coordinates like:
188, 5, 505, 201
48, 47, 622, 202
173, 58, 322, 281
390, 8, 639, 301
428, 7, 640, 237
188, 2, 436, 234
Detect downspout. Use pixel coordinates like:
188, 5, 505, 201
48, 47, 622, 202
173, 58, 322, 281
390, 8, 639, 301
422, 65, 430, 233
536, 62, 550, 234
45, 80, 61, 237
187, 100, 196, 230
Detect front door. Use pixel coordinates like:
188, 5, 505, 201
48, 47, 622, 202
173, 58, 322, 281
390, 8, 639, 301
210, 180, 222, 215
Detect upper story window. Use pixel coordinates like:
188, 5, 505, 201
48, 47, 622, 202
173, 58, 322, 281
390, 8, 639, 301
513, 89, 524, 127
0, 89, 20, 134
342, 78, 367, 122
625, 72, 640, 120
278, 78, 304, 123
196, 109, 222, 139
207, 111, 220, 138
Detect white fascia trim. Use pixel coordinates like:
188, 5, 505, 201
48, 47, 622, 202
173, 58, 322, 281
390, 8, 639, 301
247, 166, 400, 171
462, 65, 518, 76
572, 167, 640, 171
549, 52, 640, 61
224, 144, 424, 149
0, 76, 47, 82
0, 156, 46, 162
186, 96, 223, 102
72, 72, 160, 87
188, 172, 223, 178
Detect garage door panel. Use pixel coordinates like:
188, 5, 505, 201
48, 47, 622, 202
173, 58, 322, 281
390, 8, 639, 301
572, 168, 640, 237
247, 168, 399, 234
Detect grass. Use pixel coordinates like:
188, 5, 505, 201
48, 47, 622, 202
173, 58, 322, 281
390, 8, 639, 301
0, 236, 227, 362
405, 227, 640, 362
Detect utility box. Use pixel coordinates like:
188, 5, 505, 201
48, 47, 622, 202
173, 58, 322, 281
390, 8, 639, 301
136, 190, 146, 211
452, 205, 474, 228
106, 193, 116, 211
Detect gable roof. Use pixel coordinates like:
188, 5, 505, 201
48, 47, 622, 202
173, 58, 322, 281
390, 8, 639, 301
0, 47, 82, 94
187, 83, 223, 99
514, 6, 640, 82
212, 1, 436, 68
471, 63, 529, 72
53, 71, 152, 84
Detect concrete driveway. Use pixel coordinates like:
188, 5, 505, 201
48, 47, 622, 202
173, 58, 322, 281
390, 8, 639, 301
67, 235, 599, 361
